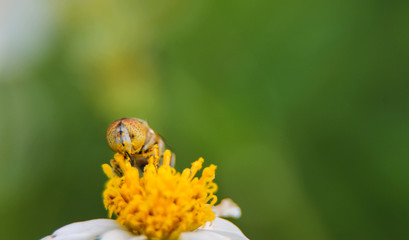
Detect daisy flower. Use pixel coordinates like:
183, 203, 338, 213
41, 148, 248, 240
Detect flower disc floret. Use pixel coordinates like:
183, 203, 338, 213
102, 150, 218, 239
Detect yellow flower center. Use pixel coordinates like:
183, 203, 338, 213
102, 149, 218, 239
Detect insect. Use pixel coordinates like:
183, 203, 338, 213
106, 118, 174, 173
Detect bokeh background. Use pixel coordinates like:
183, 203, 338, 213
1, 0, 409, 239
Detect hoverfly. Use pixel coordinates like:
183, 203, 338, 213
106, 118, 174, 173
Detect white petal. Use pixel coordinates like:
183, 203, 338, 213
201, 218, 244, 234
99, 229, 135, 240
40, 219, 124, 240
212, 198, 242, 219
194, 218, 249, 240
180, 231, 230, 240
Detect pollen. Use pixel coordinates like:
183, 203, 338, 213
102, 149, 218, 239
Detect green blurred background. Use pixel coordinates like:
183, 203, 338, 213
1, 0, 409, 239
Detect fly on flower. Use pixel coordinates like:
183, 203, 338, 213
106, 118, 175, 173
41, 117, 248, 240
